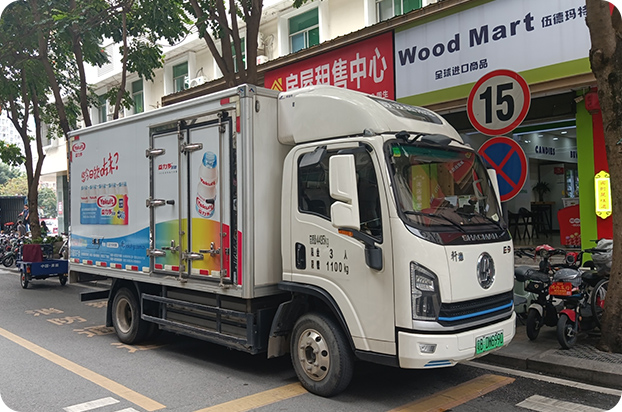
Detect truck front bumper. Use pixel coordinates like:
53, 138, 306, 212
397, 312, 516, 369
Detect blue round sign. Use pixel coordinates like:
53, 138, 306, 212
478, 137, 528, 202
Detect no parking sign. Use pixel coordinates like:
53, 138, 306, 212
478, 137, 528, 202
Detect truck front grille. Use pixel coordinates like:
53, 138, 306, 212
437, 291, 513, 326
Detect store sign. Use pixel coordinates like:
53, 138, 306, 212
264, 32, 394, 99
595, 171, 612, 219
394, 0, 590, 100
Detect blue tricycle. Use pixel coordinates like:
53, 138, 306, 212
18, 244, 68, 289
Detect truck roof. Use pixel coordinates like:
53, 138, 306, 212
277, 85, 464, 145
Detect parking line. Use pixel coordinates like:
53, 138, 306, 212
194, 382, 308, 412
0, 326, 165, 411
388, 373, 515, 412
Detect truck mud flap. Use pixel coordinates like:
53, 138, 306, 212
80, 289, 110, 302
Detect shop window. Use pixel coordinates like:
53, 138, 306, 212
289, 8, 320, 53
298, 148, 383, 240
173, 62, 188, 92
376, 0, 422, 22
132, 79, 144, 114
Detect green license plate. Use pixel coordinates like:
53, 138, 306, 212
475, 330, 504, 355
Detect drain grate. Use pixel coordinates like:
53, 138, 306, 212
554, 345, 622, 364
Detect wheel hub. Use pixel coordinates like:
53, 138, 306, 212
297, 328, 330, 381
115, 297, 133, 334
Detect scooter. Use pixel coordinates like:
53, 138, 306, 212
515, 245, 564, 340
550, 245, 609, 348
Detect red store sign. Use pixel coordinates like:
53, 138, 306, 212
264, 32, 394, 99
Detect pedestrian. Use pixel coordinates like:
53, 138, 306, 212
40, 221, 49, 238
16, 220, 26, 238
19, 204, 29, 232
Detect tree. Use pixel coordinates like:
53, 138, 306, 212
585, 0, 622, 353
0, 175, 28, 196
186, 0, 263, 87
0, 163, 23, 186
38, 186, 57, 218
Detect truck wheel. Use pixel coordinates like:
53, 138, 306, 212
20, 272, 28, 289
291, 313, 354, 397
112, 287, 149, 344
59, 274, 68, 286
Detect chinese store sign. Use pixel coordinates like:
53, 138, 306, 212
265, 32, 394, 99
595, 171, 611, 219
394, 0, 591, 101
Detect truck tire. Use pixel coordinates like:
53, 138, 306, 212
111, 287, 149, 344
291, 313, 354, 397
20, 271, 28, 289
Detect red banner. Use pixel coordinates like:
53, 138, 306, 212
264, 32, 394, 99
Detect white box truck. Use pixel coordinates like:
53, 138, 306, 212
69, 84, 516, 396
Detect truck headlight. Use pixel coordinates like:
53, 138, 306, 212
410, 262, 441, 321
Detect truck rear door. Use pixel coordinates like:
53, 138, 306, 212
147, 112, 234, 284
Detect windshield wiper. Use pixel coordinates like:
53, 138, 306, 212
403, 211, 466, 233
455, 209, 503, 229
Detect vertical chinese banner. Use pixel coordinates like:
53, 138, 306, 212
264, 32, 395, 100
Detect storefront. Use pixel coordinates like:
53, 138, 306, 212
393, 0, 613, 246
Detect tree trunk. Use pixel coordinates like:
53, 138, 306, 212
586, 0, 622, 353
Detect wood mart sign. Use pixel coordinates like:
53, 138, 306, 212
394, 0, 591, 100
264, 32, 394, 99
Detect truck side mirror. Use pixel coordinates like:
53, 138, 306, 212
329, 155, 360, 231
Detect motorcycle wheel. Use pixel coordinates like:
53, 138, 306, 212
526, 309, 542, 340
590, 278, 608, 330
3, 255, 14, 267
557, 313, 577, 349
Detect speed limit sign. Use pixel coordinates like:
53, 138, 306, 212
467, 70, 531, 136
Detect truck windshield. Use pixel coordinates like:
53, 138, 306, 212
388, 141, 503, 232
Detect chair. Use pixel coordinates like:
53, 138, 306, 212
508, 208, 533, 240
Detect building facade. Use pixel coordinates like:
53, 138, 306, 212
41, 0, 612, 246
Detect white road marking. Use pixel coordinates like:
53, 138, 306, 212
64, 397, 119, 412
516, 394, 606, 412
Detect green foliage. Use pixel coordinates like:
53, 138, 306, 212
38, 186, 57, 218
0, 141, 25, 167
0, 164, 23, 186
0, 175, 28, 196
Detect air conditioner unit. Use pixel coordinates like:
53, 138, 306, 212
257, 55, 269, 65
189, 76, 207, 88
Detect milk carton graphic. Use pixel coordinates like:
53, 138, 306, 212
81, 184, 99, 224
113, 182, 129, 225
196, 152, 218, 218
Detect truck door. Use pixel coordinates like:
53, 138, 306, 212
291, 144, 395, 351
147, 114, 234, 283
148, 128, 188, 276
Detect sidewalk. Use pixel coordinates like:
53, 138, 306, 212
475, 321, 622, 390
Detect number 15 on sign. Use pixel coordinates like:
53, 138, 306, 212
467, 70, 531, 136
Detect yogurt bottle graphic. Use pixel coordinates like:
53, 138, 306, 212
196, 152, 218, 218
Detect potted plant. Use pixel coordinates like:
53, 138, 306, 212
533, 181, 551, 202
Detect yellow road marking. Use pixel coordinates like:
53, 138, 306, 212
194, 382, 308, 412
389, 373, 515, 412
0, 326, 165, 411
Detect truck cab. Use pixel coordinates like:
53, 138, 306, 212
275, 86, 515, 394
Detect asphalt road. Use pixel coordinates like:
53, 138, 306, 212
0, 266, 620, 412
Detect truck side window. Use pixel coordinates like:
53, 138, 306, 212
298, 149, 383, 241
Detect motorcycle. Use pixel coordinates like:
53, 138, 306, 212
550, 245, 610, 349
514, 245, 565, 340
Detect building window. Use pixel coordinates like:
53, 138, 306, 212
376, 0, 422, 22
289, 8, 319, 53
132, 80, 144, 114
232, 37, 246, 73
173, 62, 188, 92
98, 95, 107, 124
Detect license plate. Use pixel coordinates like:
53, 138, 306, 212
549, 282, 573, 296
476, 330, 504, 355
